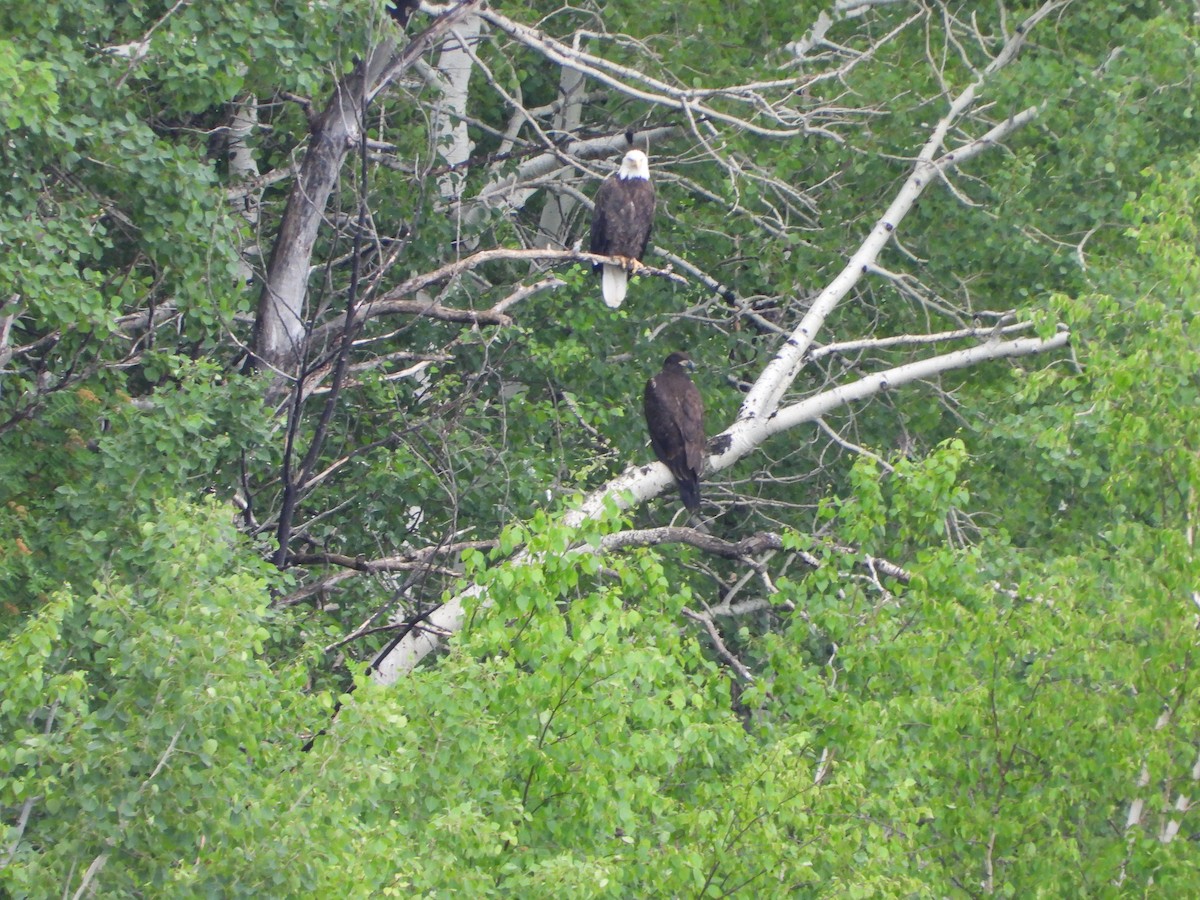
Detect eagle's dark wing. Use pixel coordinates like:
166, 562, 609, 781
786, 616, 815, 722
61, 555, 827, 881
589, 178, 615, 265
627, 178, 655, 261
644, 355, 704, 510
386, 0, 419, 28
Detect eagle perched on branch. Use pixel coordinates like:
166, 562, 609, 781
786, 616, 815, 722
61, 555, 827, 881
644, 351, 705, 510
590, 149, 655, 308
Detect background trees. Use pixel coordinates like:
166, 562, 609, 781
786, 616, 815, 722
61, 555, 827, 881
3, 0, 1200, 894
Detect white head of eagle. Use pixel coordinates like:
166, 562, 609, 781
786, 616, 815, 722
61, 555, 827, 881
590, 149, 656, 308
619, 149, 650, 181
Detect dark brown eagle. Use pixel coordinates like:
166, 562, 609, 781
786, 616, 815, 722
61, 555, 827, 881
589, 149, 655, 308
385, 0, 420, 28
644, 351, 705, 510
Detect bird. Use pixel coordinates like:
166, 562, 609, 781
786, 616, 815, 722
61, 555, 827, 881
643, 351, 705, 511
386, 0, 419, 28
589, 149, 656, 308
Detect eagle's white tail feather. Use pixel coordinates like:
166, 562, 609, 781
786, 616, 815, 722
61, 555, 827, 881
602, 265, 627, 308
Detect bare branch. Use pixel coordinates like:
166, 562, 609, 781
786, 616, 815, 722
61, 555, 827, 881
738, 103, 1040, 423
278, 540, 497, 607
809, 321, 1030, 362
308, 247, 684, 345
682, 606, 756, 681
740, 2, 1063, 421
599, 527, 783, 559
71, 854, 109, 900
478, 7, 908, 141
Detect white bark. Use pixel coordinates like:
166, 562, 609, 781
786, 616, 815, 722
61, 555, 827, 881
431, 17, 482, 203
227, 94, 262, 286
535, 48, 586, 248
787, 0, 909, 60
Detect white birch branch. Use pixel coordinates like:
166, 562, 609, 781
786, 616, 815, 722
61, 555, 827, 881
738, 100, 1041, 422
739, 0, 1065, 421
535, 52, 587, 248
70, 853, 108, 900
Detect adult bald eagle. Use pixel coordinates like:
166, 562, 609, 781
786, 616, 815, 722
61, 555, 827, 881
590, 149, 655, 308
644, 351, 705, 511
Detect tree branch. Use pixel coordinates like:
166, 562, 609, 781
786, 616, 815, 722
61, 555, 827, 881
681, 606, 756, 681
307, 248, 684, 345
598, 527, 783, 558
739, 1, 1062, 421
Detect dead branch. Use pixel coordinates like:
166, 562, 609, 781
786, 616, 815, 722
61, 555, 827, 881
278, 539, 497, 607
681, 606, 756, 681
599, 527, 783, 559
307, 247, 685, 345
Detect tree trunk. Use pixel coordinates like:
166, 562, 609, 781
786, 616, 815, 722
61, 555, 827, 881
252, 3, 481, 374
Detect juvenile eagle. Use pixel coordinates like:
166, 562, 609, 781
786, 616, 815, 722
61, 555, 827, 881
644, 351, 704, 511
589, 149, 655, 308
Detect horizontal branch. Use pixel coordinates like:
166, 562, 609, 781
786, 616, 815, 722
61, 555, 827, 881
309, 248, 684, 345
599, 527, 784, 558
478, 7, 907, 141
808, 321, 1030, 361
278, 540, 497, 607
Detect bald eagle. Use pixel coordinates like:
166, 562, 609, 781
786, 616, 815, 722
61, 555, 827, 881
644, 351, 705, 510
590, 149, 655, 308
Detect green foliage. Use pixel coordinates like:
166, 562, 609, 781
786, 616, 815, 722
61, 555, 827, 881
0, 359, 272, 622
0, 39, 59, 130
4, 1, 1200, 896
0, 500, 324, 896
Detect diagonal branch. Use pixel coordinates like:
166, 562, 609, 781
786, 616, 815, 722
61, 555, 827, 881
738, 103, 1041, 423
739, 0, 1066, 421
